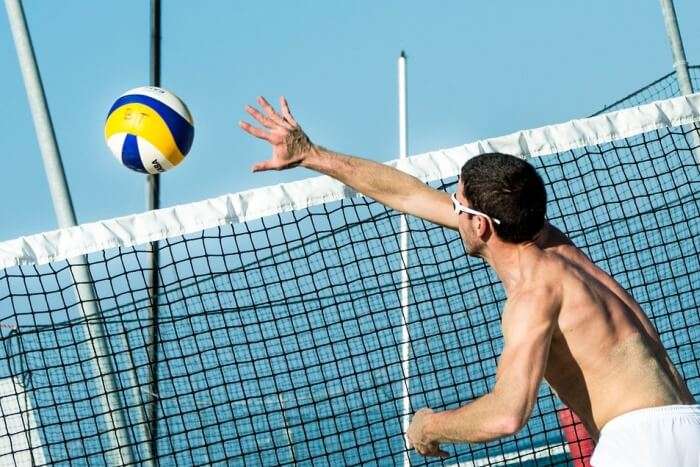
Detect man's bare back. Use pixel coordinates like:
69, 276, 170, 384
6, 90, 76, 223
533, 223, 694, 439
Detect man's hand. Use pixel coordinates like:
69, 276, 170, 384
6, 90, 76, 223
407, 408, 449, 458
239, 96, 314, 172
239, 95, 459, 230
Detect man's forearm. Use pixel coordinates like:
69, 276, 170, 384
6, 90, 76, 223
300, 145, 458, 229
423, 394, 519, 444
301, 145, 428, 213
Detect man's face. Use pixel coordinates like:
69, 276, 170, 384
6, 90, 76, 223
456, 180, 483, 257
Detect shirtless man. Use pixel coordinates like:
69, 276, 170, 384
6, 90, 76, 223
239, 96, 699, 466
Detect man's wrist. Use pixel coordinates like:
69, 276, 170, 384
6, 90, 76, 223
300, 144, 326, 170
422, 410, 440, 443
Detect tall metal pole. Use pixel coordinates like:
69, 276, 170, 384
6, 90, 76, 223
659, 0, 694, 95
147, 0, 162, 214
397, 50, 412, 467
147, 0, 162, 463
658, 0, 700, 164
4, 0, 137, 464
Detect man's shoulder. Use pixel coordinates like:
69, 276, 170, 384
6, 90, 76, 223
501, 282, 561, 338
505, 280, 562, 319
522, 251, 571, 293
532, 245, 594, 291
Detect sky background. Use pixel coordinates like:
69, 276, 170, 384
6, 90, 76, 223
1, 0, 699, 241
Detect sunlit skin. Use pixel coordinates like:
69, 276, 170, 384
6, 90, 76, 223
240, 97, 694, 458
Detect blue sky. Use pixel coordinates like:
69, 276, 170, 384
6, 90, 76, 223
1, 0, 698, 240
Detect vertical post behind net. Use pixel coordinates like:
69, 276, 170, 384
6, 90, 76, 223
659, 0, 700, 163
4, 0, 138, 463
659, 0, 693, 95
146, 0, 162, 462
397, 50, 412, 467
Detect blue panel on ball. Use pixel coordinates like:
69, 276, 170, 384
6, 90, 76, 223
109, 94, 194, 156
121, 134, 147, 173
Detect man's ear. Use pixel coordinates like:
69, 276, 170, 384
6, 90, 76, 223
476, 216, 492, 241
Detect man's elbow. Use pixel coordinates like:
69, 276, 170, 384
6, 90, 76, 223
491, 390, 534, 436
496, 414, 527, 437
470, 414, 524, 442
493, 401, 532, 436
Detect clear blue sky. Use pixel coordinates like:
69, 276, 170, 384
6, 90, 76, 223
1, 0, 698, 240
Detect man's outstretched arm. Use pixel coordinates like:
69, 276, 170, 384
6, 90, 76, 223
407, 288, 559, 456
239, 96, 458, 230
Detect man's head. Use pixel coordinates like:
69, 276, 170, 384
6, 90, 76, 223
456, 153, 547, 255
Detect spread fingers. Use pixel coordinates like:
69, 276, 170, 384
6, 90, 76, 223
245, 105, 275, 128
257, 96, 289, 127
238, 120, 272, 141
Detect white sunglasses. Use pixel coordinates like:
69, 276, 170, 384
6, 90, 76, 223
451, 192, 501, 225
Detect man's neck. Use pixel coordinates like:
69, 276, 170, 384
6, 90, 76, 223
480, 240, 540, 296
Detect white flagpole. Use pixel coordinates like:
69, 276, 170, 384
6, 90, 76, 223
398, 50, 411, 467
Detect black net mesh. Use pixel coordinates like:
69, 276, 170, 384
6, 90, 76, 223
590, 66, 700, 116
0, 113, 699, 466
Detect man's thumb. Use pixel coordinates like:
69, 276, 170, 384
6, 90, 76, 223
251, 160, 276, 172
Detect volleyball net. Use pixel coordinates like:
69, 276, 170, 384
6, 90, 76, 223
590, 65, 700, 116
0, 94, 699, 466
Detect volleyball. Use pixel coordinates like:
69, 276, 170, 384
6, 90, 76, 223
104, 86, 194, 174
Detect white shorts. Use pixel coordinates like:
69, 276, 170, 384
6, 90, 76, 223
591, 404, 700, 467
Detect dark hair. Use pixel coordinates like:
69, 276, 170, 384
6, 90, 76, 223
460, 153, 546, 243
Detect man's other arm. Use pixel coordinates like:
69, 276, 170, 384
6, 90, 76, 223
409, 288, 559, 448
239, 96, 458, 230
